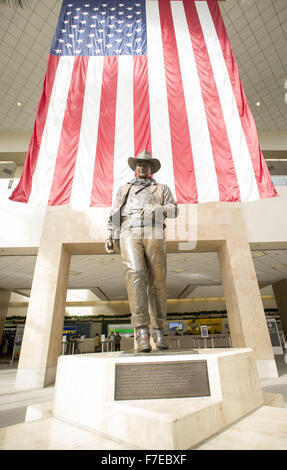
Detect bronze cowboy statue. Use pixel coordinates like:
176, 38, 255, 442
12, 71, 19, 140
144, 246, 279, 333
105, 150, 178, 353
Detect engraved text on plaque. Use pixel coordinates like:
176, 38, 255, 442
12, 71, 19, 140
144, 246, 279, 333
114, 360, 210, 400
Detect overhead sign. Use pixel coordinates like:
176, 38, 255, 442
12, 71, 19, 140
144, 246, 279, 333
108, 324, 133, 338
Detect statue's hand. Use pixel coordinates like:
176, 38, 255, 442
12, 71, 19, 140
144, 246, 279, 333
143, 203, 162, 218
105, 237, 115, 254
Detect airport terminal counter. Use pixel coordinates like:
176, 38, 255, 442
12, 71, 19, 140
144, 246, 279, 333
178, 334, 232, 349
61, 334, 232, 355
117, 334, 232, 351
94, 335, 232, 351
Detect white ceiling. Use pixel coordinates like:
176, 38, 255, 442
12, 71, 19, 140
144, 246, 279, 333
220, 0, 287, 131
0, 0, 286, 134
1, 250, 287, 300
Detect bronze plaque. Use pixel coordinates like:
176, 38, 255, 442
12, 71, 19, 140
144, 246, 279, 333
114, 360, 210, 400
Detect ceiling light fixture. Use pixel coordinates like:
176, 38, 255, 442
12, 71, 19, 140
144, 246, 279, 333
256, 101, 261, 107
17, 102, 22, 107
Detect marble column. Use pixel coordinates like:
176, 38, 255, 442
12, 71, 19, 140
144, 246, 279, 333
218, 238, 278, 378
272, 278, 287, 342
15, 242, 71, 389
0, 289, 11, 346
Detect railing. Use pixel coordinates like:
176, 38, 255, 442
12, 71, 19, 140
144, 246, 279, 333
168, 334, 232, 349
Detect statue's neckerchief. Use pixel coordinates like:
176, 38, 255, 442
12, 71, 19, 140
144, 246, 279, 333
129, 177, 156, 194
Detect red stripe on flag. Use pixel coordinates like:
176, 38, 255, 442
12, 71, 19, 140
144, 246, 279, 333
48, 56, 88, 205
158, 0, 198, 204
184, 0, 241, 202
9, 55, 60, 203
90, 56, 118, 207
208, 0, 278, 199
133, 55, 152, 157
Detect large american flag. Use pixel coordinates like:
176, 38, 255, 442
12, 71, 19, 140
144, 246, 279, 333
10, 0, 278, 207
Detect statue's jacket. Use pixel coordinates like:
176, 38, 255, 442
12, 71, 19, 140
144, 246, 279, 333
108, 181, 178, 242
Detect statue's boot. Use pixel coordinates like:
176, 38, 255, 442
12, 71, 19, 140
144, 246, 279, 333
136, 326, 152, 353
152, 328, 168, 350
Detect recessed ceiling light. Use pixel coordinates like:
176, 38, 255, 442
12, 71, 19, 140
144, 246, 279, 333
172, 269, 185, 273
256, 101, 261, 107
17, 102, 22, 107
69, 271, 82, 276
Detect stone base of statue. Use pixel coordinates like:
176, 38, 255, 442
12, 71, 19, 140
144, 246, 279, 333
52, 348, 265, 449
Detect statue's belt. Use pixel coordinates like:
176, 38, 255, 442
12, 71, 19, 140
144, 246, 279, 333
120, 214, 165, 229
121, 213, 143, 221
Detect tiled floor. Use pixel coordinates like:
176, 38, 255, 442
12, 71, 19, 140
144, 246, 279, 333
196, 406, 287, 450
0, 363, 54, 428
0, 415, 139, 450
0, 354, 287, 450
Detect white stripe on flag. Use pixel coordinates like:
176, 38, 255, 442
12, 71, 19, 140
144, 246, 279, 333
29, 57, 75, 205
112, 55, 135, 203
171, 1, 219, 203
196, 1, 260, 202
146, 0, 176, 197
70, 57, 104, 208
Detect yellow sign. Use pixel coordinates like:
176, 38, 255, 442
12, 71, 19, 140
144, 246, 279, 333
187, 319, 222, 335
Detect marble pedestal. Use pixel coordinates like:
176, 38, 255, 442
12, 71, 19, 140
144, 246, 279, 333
53, 348, 264, 450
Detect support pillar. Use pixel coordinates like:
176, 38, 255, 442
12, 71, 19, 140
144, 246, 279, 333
218, 238, 278, 378
272, 278, 287, 342
0, 289, 11, 346
16, 241, 71, 389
